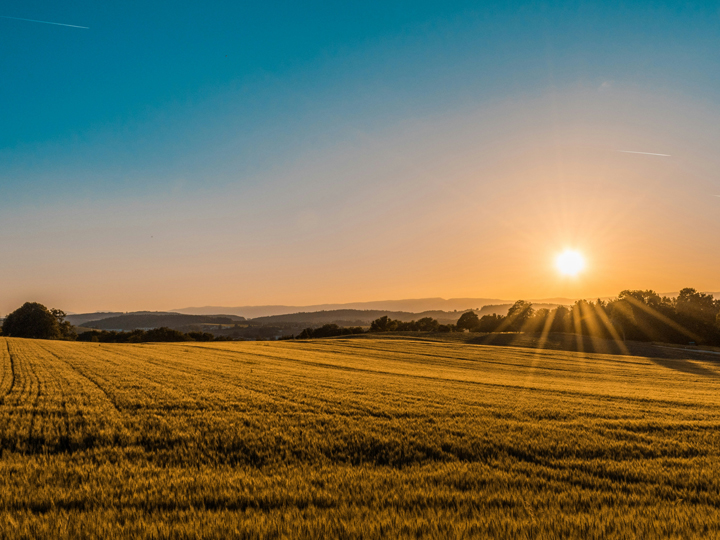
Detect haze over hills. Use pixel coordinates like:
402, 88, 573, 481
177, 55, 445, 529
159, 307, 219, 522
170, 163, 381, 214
61, 292, 719, 331
172, 297, 578, 318
66, 304, 567, 337
249, 304, 565, 326
66, 311, 247, 327
65, 312, 126, 326
72, 308, 501, 332
66, 311, 240, 326
81, 313, 246, 332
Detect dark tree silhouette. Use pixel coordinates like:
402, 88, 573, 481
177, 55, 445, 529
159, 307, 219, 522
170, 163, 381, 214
1, 302, 72, 340
416, 317, 440, 332
456, 311, 480, 331
369, 316, 442, 333
525, 308, 550, 333
51, 309, 78, 340
188, 331, 215, 342
77, 327, 220, 343
551, 305, 570, 333
506, 300, 534, 331
676, 288, 717, 326
297, 324, 365, 339
477, 314, 504, 332
370, 316, 396, 332
143, 327, 192, 342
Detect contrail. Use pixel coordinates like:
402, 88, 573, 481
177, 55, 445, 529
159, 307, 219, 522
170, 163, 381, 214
0, 15, 88, 29
619, 150, 671, 157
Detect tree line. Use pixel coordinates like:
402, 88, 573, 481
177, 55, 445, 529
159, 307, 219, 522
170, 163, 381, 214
76, 328, 233, 343
450, 288, 720, 346
295, 288, 720, 346
0, 302, 231, 343
295, 325, 366, 339
3, 287, 719, 345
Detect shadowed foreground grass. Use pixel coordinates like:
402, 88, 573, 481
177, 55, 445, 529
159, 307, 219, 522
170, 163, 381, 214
0, 336, 719, 538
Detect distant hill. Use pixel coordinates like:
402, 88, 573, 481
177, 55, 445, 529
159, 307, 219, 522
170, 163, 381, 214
250, 309, 461, 326
174, 291, 720, 319
248, 304, 566, 327
83, 313, 245, 331
66, 311, 223, 326
173, 297, 576, 318
66, 312, 125, 326
67, 292, 717, 333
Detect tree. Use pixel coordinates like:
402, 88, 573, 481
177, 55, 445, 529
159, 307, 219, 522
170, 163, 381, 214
618, 289, 661, 307
551, 306, 570, 333
456, 311, 480, 331
142, 327, 192, 342
50, 309, 77, 340
612, 289, 698, 343
506, 300, 534, 331
416, 317, 439, 332
370, 316, 397, 332
188, 331, 215, 342
1, 302, 68, 340
477, 314, 503, 332
526, 308, 550, 333
608, 299, 636, 341
297, 325, 365, 339
676, 288, 717, 326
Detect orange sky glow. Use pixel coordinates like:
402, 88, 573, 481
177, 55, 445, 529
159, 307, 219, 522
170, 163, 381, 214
1, 86, 719, 313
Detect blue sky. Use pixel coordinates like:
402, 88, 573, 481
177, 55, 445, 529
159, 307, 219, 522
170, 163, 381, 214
1, 1, 719, 311
3, 1, 718, 201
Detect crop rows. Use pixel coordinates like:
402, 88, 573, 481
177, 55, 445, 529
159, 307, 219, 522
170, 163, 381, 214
0, 336, 719, 538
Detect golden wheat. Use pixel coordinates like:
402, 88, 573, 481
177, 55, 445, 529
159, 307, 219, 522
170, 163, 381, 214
0, 336, 718, 538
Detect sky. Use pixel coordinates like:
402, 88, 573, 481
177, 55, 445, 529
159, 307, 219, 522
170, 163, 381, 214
1, 1, 719, 313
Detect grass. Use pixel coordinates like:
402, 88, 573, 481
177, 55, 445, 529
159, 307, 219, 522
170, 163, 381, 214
0, 335, 719, 538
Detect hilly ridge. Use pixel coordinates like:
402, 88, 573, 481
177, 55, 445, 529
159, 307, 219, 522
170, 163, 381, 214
81, 313, 245, 331
73, 304, 563, 334
171, 297, 574, 318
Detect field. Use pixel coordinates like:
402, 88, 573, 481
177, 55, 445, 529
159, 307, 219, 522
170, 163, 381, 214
1, 336, 720, 538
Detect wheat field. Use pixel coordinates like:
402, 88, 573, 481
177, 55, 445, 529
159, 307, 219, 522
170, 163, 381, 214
0, 335, 719, 538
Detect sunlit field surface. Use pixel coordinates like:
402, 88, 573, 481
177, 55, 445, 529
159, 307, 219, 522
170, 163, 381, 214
1, 336, 720, 539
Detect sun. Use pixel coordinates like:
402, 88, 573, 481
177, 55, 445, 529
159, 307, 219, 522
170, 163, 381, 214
555, 250, 585, 276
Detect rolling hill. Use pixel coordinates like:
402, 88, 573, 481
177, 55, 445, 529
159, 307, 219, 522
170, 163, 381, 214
81, 312, 245, 331
171, 297, 574, 318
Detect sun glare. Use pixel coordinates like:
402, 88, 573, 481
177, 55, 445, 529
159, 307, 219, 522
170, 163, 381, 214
556, 250, 585, 276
